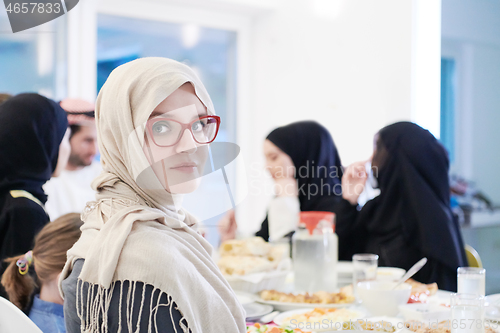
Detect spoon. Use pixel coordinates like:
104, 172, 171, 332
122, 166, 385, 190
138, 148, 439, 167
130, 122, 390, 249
392, 257, 428, 290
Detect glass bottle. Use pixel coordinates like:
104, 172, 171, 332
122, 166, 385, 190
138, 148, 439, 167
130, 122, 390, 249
292, 212, 338, 293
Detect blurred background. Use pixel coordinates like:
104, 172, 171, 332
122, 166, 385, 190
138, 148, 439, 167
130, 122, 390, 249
1, 0, 499, 291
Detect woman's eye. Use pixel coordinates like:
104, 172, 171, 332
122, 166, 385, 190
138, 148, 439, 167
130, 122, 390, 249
192, 120, 205, 132
152, 122, 170, 134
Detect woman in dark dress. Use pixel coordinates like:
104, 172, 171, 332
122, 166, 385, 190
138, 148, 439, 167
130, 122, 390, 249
0, 93, 70, 298
336, 121, 467, 291
220, 121, 343, 242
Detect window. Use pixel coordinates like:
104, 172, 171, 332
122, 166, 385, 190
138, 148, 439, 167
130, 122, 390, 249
0, 12, 67, 99
440, 57, 456, 163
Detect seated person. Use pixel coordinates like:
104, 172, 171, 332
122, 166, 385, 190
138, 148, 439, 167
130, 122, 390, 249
219, 121, 343, 243
59, 58, 245, 333
1, 213, 83, 333
0, 93, 70, 298
336, 121, 467, 291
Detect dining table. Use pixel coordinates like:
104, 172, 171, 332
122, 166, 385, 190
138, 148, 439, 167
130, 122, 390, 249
239, 261, 500, 333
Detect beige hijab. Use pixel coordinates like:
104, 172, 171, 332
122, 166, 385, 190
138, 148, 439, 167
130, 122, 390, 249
60, 58, 246, 333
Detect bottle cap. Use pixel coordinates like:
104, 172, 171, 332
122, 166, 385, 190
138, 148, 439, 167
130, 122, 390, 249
299, 211, 335, 235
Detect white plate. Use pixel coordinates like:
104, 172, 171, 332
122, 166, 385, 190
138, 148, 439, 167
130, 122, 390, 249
236, 291, 254, 305
255, 298, 356, 312
273, 307, 367, 332
244, 302, 274, 321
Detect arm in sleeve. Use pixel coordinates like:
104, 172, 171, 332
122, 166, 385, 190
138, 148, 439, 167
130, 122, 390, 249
335, 198, 368, 261
255, 217, 270, 242
267, 196, 300, 242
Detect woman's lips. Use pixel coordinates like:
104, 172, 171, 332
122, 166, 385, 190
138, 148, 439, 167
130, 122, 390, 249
170, 164, 197, 174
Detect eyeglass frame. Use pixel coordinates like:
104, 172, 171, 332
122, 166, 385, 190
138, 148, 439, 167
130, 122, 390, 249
145, 115, 221, 148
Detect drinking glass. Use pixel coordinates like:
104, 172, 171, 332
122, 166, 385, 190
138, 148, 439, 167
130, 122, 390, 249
457, 267, 486, 296
450, 293, 484, 333
352, 253, 378, 299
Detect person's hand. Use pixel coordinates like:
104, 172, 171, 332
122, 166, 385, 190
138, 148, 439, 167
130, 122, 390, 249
218, 210, 237, 242
342, 161, 368, 205
273, 177, 298, 197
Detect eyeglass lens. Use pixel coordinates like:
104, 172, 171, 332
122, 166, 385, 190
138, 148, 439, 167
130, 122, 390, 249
151, 117, 218, 146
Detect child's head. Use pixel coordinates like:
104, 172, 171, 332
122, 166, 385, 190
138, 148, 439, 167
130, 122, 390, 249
1, 213, 83, 310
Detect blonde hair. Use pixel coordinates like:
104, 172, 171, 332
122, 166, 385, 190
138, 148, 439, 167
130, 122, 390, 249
1, 213, 83, 310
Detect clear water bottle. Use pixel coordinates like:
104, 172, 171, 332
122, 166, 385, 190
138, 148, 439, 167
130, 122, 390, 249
292, 211, 338, 293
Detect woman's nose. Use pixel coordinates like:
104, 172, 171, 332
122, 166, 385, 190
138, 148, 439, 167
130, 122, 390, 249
175, 129, 198, 154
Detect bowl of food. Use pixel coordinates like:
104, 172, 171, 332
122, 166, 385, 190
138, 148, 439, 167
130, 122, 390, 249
357, 281, 412, 316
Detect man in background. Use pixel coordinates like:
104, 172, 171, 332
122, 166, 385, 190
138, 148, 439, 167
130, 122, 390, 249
44, 99, 101, 219
0, 93, 12, 104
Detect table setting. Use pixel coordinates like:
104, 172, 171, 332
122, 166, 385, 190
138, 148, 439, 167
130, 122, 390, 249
216, 214, 499, 332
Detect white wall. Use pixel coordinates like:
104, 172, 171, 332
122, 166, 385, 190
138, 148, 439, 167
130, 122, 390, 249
442, 0, 500, 204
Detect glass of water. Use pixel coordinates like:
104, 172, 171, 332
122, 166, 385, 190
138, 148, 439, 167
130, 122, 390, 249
457, 267, 486, 296
352, 253, 379, 300
450, 293, 484, 333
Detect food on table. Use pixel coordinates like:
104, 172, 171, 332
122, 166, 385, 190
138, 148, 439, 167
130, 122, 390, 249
406, 279, 438, 303
405, 320, 497, 333
246, 323, 305, 333
351, 319, 397, 332
260, 290, 355, 304
339, 284, 353, 296
220, 237, 272, 257
218, 237, 287, 276
342, 278, 438, 304
218, 255, 275, 275
281, 307, 364, 329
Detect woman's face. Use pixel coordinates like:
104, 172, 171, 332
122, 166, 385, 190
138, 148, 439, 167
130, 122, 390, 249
263, 139, 295, 179
371, 132, 387, 171
142, 83, 209, 194
53, 128, 71, 177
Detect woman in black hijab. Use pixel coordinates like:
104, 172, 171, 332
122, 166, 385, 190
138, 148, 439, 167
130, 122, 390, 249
336, 121, 467, 291
219, 121, 343, 242
0, 93, 70, 298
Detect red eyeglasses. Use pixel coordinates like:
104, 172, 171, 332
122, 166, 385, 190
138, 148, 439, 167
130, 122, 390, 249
146, 115, 221, 147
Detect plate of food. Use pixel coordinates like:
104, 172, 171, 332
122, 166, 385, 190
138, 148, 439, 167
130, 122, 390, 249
273, 307, 367, 332
405, 279, 439, 303
218, 237, 291, 293
246, 323, 306, 332
353, 316, 410, 332
256, 289, 356, 312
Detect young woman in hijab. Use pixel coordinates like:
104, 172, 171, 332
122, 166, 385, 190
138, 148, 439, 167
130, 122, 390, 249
60, 58, 245, 333
1, 213, 82, 333
336, 121, 467, 291
0, 93, 70, 298
219, 121, 343, 242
